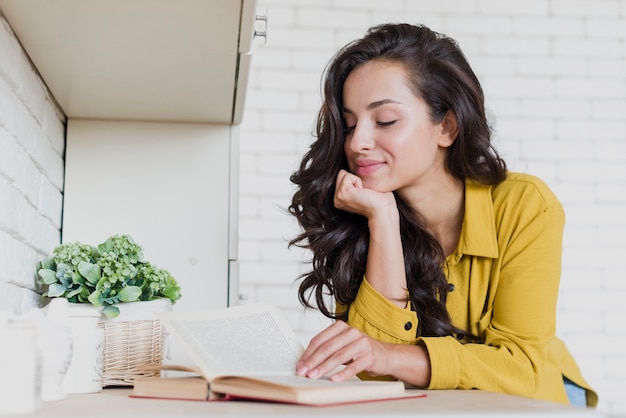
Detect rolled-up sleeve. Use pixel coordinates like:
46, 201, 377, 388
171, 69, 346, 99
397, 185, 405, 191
347, 277, 419, 344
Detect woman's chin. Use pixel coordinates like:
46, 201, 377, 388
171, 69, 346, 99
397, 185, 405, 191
361, 180, 392, 193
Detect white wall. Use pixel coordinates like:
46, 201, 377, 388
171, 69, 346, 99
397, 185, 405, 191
238, 1, 626, 416
2, 1, 625, 415
0, 12, 65, 313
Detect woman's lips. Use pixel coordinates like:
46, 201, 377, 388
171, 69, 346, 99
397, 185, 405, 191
355, 160, 385, 176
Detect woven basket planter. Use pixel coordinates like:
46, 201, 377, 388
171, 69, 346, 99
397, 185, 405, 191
97, 299, 172, 386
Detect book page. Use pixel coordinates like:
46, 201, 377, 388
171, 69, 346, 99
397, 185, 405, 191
159, 303, 305, 380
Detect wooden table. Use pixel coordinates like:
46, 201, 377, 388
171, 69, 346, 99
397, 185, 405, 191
16, 387, 605, 418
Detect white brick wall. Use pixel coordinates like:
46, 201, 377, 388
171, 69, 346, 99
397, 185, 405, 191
239, 1, 626, 415
0, 12, 65, 313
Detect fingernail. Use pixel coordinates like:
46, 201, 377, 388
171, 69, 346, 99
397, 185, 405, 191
296, 365, 308, 376
308, 368, 319, 378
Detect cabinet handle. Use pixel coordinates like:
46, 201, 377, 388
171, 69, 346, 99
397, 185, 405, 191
254, 9, 268, 44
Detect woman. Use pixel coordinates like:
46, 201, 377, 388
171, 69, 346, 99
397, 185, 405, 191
288, 23, 597, 407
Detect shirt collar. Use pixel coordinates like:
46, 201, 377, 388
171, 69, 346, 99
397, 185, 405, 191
452, 179, 499, 260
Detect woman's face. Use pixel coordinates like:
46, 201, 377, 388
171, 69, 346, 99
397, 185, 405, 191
342, 60, 456, 196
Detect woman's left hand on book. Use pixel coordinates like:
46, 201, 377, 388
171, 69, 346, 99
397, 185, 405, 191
295, 321, 390, 382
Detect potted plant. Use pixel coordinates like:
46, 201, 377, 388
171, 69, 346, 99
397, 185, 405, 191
36, 234, 181, 318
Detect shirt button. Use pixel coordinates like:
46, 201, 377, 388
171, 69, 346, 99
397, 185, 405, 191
448, 283, 455, 292
404, 322, 412, 331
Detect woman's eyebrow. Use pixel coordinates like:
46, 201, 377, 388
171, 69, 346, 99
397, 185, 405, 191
343, 99, 401, 114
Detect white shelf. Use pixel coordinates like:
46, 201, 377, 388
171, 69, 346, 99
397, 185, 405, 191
0, 0, 257, 123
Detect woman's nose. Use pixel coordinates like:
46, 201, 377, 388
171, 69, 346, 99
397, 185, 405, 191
348, 124, 374, 152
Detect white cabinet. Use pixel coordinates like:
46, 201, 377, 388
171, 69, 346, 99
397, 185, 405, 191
0, 0, 258, 123
0, 0, 259, 310
62, 120, 239, 312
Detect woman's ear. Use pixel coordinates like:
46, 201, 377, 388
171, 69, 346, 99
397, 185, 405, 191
438, 110, 459, 148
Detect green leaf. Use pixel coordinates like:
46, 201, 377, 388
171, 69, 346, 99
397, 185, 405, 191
88, 289, 104, 306
97, 238, 114, 254
48, 283, 67, 297
40, 258, 56, 270
66, 286, 83, 298
161, 285, 181, 302
141, 288, 154, 301
77, 261, 101, 285
38, 269, 57, 285
102, 305, 120, 319
103, 297, 119, 306
74, 273, 86, 286
56, 262, 72, 274
96, 275, 109, 289
117, 285, 141, 302
79, 286, 91, 300
59, 275, 70, 286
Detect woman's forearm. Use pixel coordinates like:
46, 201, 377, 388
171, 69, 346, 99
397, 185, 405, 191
365, 207, 408, 307
384, 342, 432, 387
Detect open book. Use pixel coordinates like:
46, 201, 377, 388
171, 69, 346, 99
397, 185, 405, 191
134, 303, 425, 406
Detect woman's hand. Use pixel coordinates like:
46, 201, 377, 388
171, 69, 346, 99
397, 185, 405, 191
296, 321, 432, 386
335, 169, 408, 306
334, 169, 396, 219
295, 321, 390, 382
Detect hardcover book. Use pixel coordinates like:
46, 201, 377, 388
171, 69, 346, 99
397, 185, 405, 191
131, 303, 425, 406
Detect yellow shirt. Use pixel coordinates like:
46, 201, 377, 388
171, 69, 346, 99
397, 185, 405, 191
346, 172, 598, 406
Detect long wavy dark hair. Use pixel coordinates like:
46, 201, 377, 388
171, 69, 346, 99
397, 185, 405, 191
289, 23, 507, 339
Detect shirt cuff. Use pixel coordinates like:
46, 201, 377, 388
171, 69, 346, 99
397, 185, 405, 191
419, 335, 461, 389
349, 277, 418, 342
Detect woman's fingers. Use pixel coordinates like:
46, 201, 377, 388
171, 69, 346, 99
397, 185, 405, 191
297, 321, 348, 376
299, 321, 347, 361
334, 169, 397, 219
334, 170, 361, 210
297, 321, 384, 381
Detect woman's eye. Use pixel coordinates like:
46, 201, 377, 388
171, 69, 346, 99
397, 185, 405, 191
377, 120, 396, 127
343, 125, 356, 133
